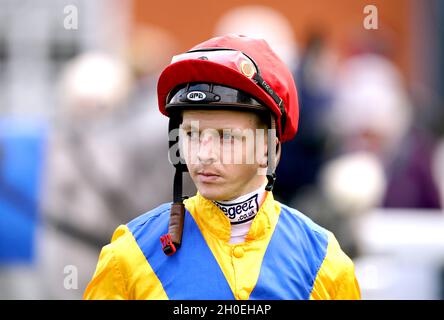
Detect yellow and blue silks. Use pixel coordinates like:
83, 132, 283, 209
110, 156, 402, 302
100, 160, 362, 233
84, 192, 360, 300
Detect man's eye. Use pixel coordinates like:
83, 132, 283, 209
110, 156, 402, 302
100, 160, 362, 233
186, 131, 199, 140
222, 132, 233, 141
222, 132, 243, 142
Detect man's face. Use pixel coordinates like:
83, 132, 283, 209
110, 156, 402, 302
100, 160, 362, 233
180, 109, 268, 201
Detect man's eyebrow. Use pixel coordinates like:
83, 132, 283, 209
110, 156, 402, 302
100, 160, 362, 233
180, 123, 193, 130
181, 122, 243, 133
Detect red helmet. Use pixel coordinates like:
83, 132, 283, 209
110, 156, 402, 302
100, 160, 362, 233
156, 35, 299, 256
157, 34, 299, 142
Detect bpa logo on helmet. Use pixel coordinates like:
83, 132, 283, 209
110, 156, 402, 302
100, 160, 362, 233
186, 91, 207, 101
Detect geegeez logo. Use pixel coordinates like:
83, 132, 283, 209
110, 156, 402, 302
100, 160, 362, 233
186, 91, 206, 101
214, 194, 259, 224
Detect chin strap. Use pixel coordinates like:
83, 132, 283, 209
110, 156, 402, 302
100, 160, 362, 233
161, 117, 186, 256
265, 115, 278, 191
160, 169, 185, 256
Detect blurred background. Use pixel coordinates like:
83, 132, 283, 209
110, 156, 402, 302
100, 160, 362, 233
0, 0, 443, 299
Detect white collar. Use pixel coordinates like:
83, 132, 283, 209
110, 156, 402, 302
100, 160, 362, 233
213, 184, 267, 225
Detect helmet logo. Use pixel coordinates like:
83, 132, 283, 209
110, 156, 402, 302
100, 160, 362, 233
186, 91, 207, 101
240, 60, 255, 79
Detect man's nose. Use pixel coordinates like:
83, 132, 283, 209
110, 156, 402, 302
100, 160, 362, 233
197, 134, 218, 164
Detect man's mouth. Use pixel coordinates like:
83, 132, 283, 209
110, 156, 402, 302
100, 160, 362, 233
196, 171, 221, 183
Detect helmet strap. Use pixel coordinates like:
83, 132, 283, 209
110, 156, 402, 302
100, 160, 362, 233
161, 117, 186, 256
265, 115, 279, 191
